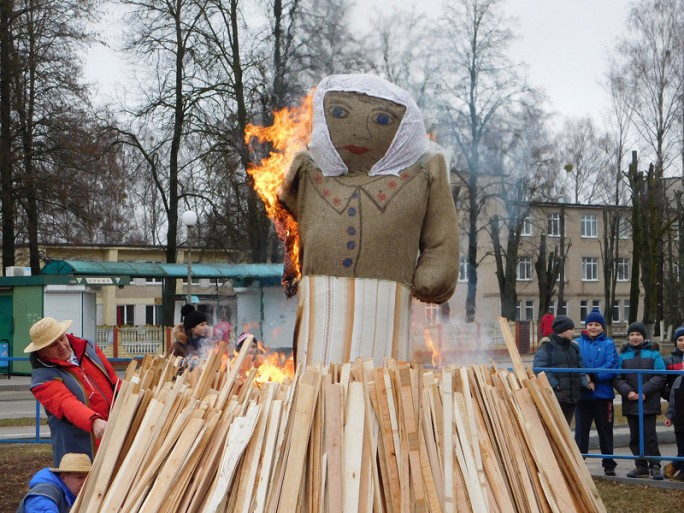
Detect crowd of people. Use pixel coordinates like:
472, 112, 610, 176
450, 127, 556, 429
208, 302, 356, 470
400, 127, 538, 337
533, 310, 684, 481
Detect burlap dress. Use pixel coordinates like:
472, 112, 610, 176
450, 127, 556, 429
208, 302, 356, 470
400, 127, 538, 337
278, 74, 459, 366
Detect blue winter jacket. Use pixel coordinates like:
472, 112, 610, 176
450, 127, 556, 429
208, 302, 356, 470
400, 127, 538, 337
576, 331, 618, 401
614, 340, 667, 416
17, 467, 74, 513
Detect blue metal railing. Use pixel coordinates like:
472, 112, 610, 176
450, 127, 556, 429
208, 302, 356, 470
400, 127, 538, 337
533, 366, 684, 464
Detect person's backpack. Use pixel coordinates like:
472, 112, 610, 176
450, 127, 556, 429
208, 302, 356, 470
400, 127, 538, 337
16, 482, 67, 513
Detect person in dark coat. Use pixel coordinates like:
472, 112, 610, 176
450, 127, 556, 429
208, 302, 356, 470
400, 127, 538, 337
169, 309, 210, 358
533, 315, 589, 425
664, 373, 684, 480
574, 310, 619, 475
613, 321, 667, 479
663, 325, 684, 400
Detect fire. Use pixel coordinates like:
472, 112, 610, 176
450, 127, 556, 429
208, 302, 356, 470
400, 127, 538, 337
254, 351, 295, 384
244, 92, 314, 296
424, 328, 443, 368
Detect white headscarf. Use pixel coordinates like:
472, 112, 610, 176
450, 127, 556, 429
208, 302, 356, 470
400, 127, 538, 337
308, 74, 429, 177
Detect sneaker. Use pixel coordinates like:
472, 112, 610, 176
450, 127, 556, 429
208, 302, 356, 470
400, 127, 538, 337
663, 463, 676, 479
604, 468, 616, 477
650, 466, 664, 480
626, 467, 649, 478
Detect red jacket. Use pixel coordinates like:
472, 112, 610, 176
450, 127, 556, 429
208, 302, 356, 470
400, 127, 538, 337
30, 334, 119, 434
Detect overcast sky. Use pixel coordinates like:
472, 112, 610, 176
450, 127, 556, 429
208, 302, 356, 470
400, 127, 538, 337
85, 0, 631, 125
372, 0, 631, 124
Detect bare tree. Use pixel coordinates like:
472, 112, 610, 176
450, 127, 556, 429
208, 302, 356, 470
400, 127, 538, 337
3, 0, 121, 273
119, 0, 211, 324
437, 0, 527, 322
615, 0, 683, 332
556, 117, 610, 204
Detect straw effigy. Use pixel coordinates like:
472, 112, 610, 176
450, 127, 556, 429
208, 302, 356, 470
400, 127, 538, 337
71, 318, 606, 513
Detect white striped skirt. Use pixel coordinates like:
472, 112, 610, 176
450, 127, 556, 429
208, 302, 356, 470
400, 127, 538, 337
294, 275, 412, 366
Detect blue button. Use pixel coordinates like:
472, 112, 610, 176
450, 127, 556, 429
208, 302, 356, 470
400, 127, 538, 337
347, 241, 355, 250
342, 258, 353, 267
348, 207, 356, 216
347, 226, 356, 235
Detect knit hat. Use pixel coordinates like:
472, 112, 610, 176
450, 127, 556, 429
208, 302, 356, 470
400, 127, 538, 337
672, 325, 684, 343
627, 321, 647, 338
236, 331, 254, 351
25, 317, 72, 353
584, 310, 605, 328
552, 315, 575, 334
180, 303, 195, 320
49, 453, 92, 474
184, 310, 207, 331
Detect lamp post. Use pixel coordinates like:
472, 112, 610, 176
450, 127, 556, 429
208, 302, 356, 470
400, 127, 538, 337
181, 210, 198, 304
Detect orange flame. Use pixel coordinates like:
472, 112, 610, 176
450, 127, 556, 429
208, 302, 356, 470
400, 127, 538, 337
254, 351, 295, 384
424, 328, 443, 367
244, 92, 314, 295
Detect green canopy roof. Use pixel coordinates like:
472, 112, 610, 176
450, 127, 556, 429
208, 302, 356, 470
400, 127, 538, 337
40, 260, 283, 286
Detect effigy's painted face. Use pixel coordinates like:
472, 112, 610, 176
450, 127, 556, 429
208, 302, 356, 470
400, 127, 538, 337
324, 91, 405, 174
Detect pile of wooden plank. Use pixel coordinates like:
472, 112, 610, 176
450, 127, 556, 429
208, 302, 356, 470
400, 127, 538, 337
72, 319, 606, 513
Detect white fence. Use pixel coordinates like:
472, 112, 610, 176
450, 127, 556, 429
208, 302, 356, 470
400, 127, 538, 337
96, 326, 167, 356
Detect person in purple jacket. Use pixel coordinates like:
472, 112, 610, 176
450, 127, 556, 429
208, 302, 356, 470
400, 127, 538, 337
574, 310, 619, 476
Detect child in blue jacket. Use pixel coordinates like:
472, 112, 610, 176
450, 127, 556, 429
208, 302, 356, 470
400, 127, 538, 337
574, 310, 619, 476
17, 452, 91, 512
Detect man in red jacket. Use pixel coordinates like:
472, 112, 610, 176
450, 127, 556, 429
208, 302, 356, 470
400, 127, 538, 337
25, 317, 120, 466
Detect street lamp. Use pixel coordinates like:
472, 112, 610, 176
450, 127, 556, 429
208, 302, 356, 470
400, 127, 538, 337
181, 210, 198, 304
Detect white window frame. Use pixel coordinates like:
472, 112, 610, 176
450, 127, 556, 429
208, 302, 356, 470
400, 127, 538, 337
612, 300, 621, 322
458, 256, 468, 282
525, 300, 534, 321
521, 216, 533, 236
616, 258, 629, 281
618, 216, 631, 239
580, 214, 598, 238
425, 303, 440, 326
582, 257, 599, 281
517, 256, 532, 281
548, 213, 561, 237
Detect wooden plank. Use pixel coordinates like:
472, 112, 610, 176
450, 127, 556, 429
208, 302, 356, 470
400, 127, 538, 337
442, 370, 455, 513
343, 381, 365, 513
276, 368, 321, 513
201, 403, 261, 513
253, 399, 283, 513
325, 384, 344, 513
397, 366, 427, 513
498, 317, 527, 382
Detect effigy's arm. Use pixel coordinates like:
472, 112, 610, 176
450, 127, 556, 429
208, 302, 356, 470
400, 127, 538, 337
412, 153, 459, 304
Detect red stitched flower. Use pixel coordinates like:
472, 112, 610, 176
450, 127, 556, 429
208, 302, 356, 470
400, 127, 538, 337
333, 197, 341, 206
323, 189, 331, 197
378, 192, 387, 202
314, 175, 324, 184
400, 172, 409, 181
388, 180, 398, 189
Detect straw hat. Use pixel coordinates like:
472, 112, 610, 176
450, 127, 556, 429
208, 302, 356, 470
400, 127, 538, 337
25, 317, 72, 353
49, 453, 92, 474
